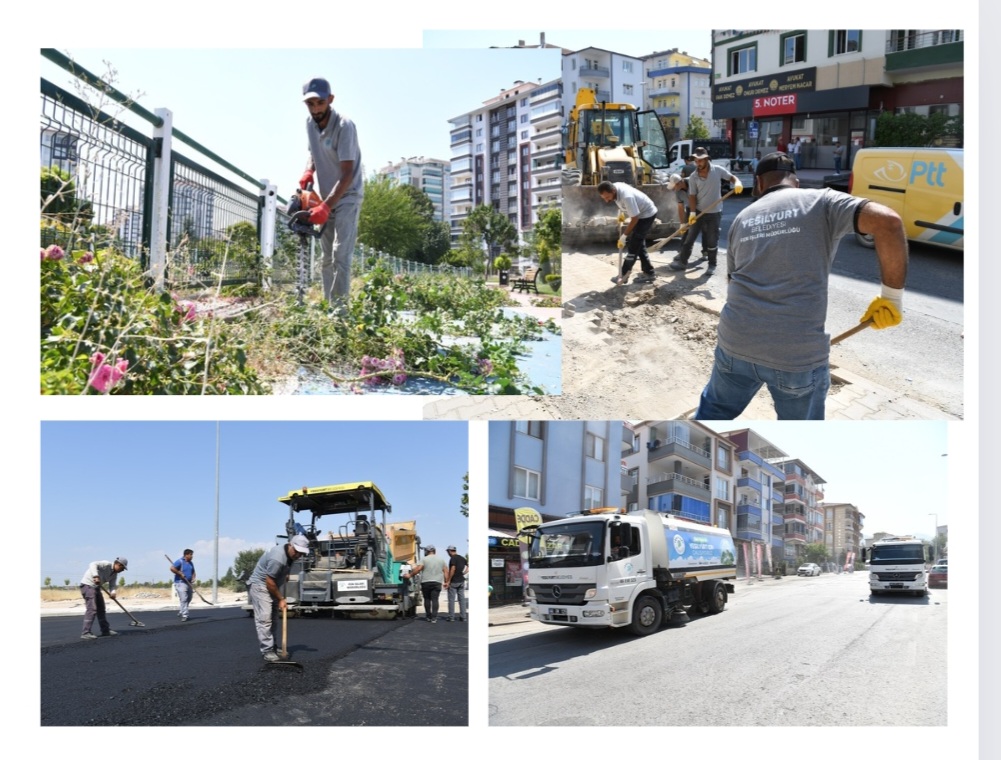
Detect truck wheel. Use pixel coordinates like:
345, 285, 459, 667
629, 596, 663, 635
707, 582, 727, 614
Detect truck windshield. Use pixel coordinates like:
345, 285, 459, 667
580, 110, 635, 148
529, 521, 605, 568
870, 544, 925, 565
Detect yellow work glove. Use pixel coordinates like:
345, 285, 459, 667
861, 285, 904, 329
617, 234, 627, 250
733, 179, 743, 195
688, 211, 697, 226
617, 212, 627, 223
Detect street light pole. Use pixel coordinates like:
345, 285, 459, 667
928, 512, 938, 562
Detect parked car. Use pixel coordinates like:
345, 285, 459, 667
928, 564, 948, 588
797, 563, 821, 577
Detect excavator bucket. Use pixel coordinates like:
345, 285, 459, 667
561, 184, 680, 250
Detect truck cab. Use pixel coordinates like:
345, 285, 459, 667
865, 536, 930, 597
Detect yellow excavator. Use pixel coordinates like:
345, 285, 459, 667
561, 88, 679, 248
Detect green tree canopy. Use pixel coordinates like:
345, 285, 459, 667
684, 115, 711, 140
802, 543, 829, 564
873, 111, 963, 147
533, 206, 561, 275
229, 548, 266, 581
358, 175, 424, 257
460, 205, 518, 270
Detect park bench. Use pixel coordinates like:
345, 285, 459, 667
512, 267, 540, 294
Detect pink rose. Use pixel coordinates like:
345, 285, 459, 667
87, 353, 129, 393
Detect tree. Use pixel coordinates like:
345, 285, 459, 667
398, 184, 451, 265
64, 579, 70, 587
44, 577, 51, 588
684, 115, 711, 140
229, 548, 266, 583
802, 543, 829, 565
873, 111, 963, 147
358, 175, 423, 257
460, 205, 518, 271
460, 472, 469, 518
533, 206, 561, 277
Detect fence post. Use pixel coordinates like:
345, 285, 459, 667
259, 180, 278, 290
149, 107, 173, 291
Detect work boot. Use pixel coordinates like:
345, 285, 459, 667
669, 261, 689, 271
103, 630, 119, 636
80, 632, 98, 640
705, 264, 717, 276
263, 651, 280, 662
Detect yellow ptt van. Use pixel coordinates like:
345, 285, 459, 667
848, 147, 963, 251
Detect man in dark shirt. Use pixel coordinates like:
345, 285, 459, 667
445, 545, 467, 623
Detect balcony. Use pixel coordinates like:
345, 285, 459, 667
647, 472, 710, 502
580, 65, 610, 78
736, 477, 762, 494
653, 107, 680, 119
647, 437, 711, 469
647, 87, 680, 99
885, 31, 963, 71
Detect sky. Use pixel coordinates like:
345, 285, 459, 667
698, 421, 951, 539
40, 421, 468, 585
423, 29, 714, 60
40, 47, 560, 199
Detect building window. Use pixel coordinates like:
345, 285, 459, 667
781, 31, 806, 64
832, 30, 862, 55
729, 44, 757, 75
585, 432, 605, 462
584, 485, 603, 509
622, 60, 633, 73
623, 84, 633, 95
716, 445, 731, 471
516, 421, 543, 438
715, 476, 729, 501
514, 466, 541, 500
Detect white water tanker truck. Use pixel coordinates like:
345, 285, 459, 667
525, 508, 737, 635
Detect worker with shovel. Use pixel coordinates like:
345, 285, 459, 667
78, 557, 127, 640
248, 535, 311, 663
597, 181, 658, 285
670, 147, 743, 276
168, 549, 196, 622
694, 152, 908, 420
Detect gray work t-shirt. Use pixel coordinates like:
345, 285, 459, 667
718, 187, 867, 372
611, 182, 657, 220
418, 553, 448, 584
686, 163, 730, 212
249, 544, 294, 588
306, 109, 364, 206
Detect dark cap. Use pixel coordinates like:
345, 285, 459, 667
755, 152, 796, 176
302, 77, 331, 101
691, 147, 711, 160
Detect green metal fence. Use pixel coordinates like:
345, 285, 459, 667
39, 48, 474, 294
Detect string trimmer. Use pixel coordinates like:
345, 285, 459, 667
286, 184, 326, 306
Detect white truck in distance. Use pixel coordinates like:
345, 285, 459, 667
865, 535, 929, 597
525, 508, 737, 635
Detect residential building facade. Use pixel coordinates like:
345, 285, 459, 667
719, 429, 787, 575
377, 156, 451, 223
773, 458, 827, 563
640, 47, 718, 142
824, 502, 866, 567
487, 420, 623, 605
710, 29, 963, 169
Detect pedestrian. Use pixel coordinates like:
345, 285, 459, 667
776, 134, 787, 154
669, 147, 743, 276
299, 77, 364, 312
694, 152, 908, 420
247, 535, 311, 662
597, 180, 658, 284
833, 138, 846, 174
790, 137, 802, 170
751, 151, 762, 172
79, 557, 127, 639
445, 545, 468, 622
405, 545, 448, 623
169, 548, 196, 621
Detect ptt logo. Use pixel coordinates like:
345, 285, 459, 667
909, 160, 948, 187
873, 160, 907, 183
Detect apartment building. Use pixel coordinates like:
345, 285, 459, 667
718, 428, 787, 574
773, 458, 827, 563
622, 421, 736, 533
448, 78, 562, 248
377, 156, 451, 223
711, 29, 963, 168
640, 47, 717, 142
825, 502, 866, 567
487, 420, 624, 604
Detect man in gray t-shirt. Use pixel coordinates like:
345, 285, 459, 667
405, 545, 448, 623
248, 535, 310, 661
695, 152, 908, 420
298, 77, 364, 309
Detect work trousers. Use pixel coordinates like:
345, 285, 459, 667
80, 584, 110, 635
677, 211, 721, 266
249, 583, 279, 654
175, 581, 192, 618
421, 582, 442, 620
320, 200, 362, 307
447, 582, 467, 621
620, 215, 656, 277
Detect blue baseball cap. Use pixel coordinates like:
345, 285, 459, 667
303, 77, 331, 101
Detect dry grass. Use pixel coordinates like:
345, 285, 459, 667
41, 586, 174, 602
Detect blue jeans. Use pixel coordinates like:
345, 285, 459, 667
695, 345, 831, 420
